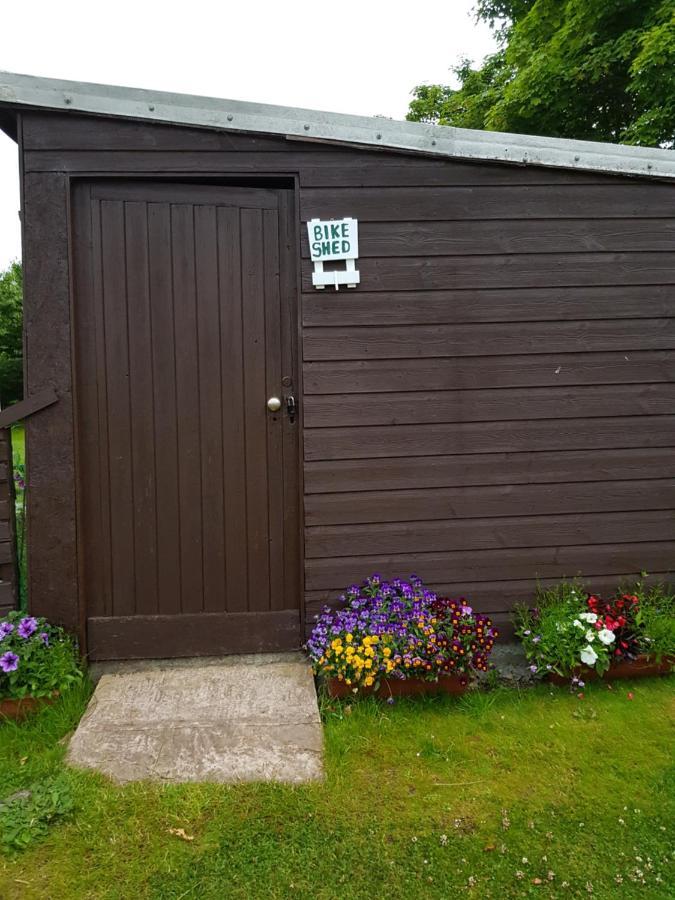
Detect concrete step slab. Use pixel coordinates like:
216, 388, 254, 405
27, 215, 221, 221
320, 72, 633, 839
67, 653, 323, 784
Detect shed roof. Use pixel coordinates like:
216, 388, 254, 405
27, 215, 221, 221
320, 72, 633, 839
1, 70, 674, 181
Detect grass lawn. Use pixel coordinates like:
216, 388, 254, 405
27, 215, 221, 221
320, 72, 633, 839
10, 423, 24, 466
0, 677, 673, 899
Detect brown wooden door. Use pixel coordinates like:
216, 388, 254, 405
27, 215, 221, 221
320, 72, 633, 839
72, 182, 300, 659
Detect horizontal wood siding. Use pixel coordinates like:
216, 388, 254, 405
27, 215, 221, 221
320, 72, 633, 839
298, 145, 675, 614
21, 112, 675, 637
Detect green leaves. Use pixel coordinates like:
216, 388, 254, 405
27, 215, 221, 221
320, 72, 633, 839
0, 775, 74, 853
0, 260, 23, 408
407, 0, 674, 147
0, 611, 84, 701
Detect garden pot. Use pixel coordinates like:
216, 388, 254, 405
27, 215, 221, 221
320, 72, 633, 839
547, 654, 673, 686
0, 694, 57, 720
326, 674, 469, 699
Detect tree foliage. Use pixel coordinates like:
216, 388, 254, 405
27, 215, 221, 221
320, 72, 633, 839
407, 0, 675, 147
0, 261, 23, 408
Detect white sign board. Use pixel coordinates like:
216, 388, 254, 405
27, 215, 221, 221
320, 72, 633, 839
307, 217, 360, 289
308, 218, 359, 261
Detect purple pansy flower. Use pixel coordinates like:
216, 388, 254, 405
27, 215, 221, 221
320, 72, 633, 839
18, 617, 39, 639
529, 664, 538, 673
0, 621, 15, 640
532, 635, 542, 644
0, 651, 19, 673
39, 632, 50, 646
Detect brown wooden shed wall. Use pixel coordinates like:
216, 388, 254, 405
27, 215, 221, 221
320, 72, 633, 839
17, 111, 675, 640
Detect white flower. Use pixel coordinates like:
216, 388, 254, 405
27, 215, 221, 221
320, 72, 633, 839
580, 645, 598, 666
598, 628, 616, 645
585, 630, 596, 642
580, 612, 598, 624
573, 619, 584, 628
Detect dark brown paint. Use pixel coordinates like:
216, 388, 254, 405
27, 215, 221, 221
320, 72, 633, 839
9, 110, 675, 657
71, 181, 300, 659
0, 430, 17, 616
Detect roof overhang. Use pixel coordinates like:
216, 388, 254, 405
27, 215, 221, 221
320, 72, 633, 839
1, 70, 674, 180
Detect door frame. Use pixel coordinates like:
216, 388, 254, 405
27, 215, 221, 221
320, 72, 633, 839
68, 175, 305, 658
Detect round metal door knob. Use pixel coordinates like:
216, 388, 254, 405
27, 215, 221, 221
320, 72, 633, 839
267, 396, 282, 412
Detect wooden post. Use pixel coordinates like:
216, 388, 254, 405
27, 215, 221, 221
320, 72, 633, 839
0, 428, 18, 616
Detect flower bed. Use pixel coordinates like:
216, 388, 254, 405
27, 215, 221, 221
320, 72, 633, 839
0, 612, 84, 719
308, 575, 498, 697
514, 580, 674, 684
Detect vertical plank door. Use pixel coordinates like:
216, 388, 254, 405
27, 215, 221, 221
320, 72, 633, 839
71, 183, 300, 659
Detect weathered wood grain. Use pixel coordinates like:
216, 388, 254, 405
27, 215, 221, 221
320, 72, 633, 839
303, 352, 675, 394
18, 108, 675, 645
305, 479, 675, 526
302, 184, 675, 221
304, 416, 675, 460
306, 509, 675, 558
300, 219, 675, 257
87, 610, 301, 660
304, 383, 675, 428
302, 286, 675, 327
305, 541, 675, 590
22, 173, 78, 630
303, 320, 675, 360
21, 112, 306, 152
301, 252, 675, 292
304, 447, 675, 493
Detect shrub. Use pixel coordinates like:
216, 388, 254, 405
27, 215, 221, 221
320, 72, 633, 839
307, 574, 498, 691
514, 579, 675, 680
0, 612, 83, 700
630, 580, 675, 661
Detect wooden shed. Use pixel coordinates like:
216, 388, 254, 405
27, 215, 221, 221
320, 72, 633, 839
1, 72, 674, 660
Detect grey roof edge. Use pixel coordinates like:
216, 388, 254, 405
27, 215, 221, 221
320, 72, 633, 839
1, 70, 674, 180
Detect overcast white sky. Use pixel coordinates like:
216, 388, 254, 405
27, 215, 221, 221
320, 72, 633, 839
0, 0, 496, 268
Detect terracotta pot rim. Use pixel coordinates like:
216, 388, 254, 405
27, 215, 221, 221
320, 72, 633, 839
325, 673, 470, 699
545, 653, 673, 685
0, 692, 59, 720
